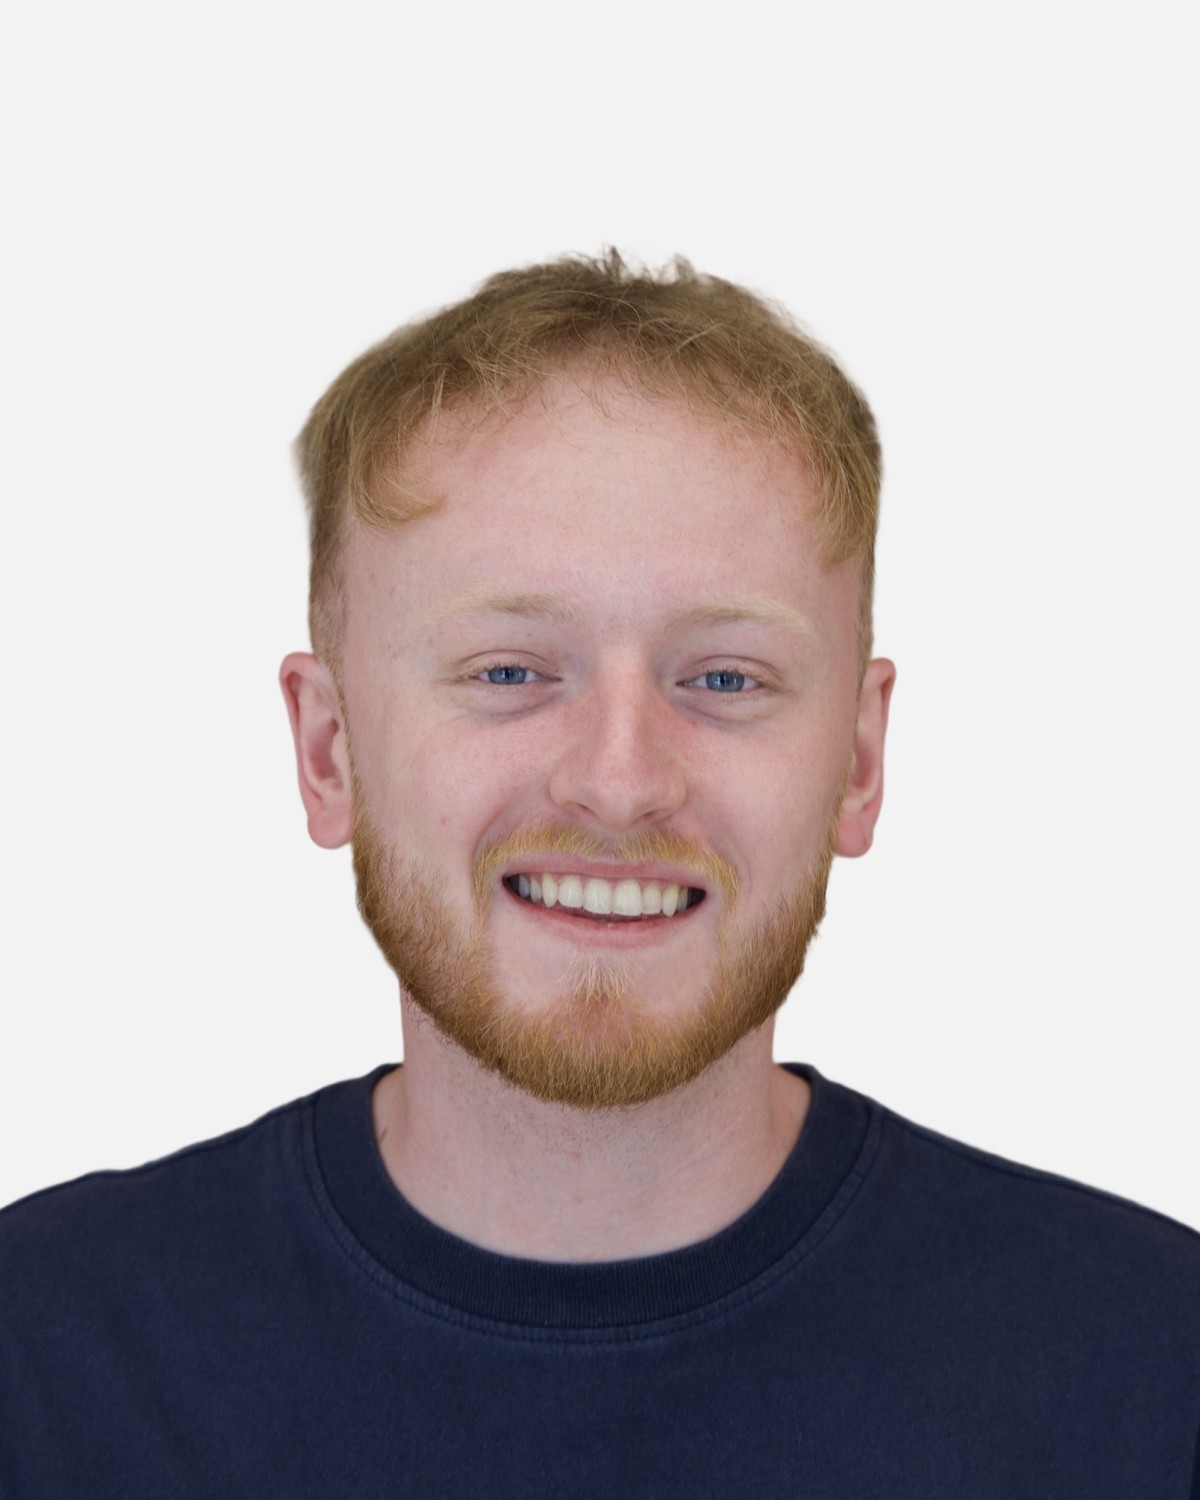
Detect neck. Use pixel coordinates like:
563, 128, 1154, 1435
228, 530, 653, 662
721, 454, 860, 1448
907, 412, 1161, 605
371, 997, 810, 1262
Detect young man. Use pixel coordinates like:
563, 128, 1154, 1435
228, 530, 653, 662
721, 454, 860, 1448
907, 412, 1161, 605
3, 255, 1199, 1496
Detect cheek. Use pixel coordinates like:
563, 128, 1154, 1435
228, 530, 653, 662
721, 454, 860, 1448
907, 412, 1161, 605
372, 722, 535, 849
725, 748, 848, 896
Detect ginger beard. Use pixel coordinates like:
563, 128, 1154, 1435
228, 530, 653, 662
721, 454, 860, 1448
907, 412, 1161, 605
352, 786, 841, 1110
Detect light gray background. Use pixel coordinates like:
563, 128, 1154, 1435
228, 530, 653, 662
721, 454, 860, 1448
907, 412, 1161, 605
3, 3, 1196, 1223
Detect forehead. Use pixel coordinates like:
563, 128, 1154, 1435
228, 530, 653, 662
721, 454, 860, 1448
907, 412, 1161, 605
341, 374, 855, 642
415, 373, 811, 515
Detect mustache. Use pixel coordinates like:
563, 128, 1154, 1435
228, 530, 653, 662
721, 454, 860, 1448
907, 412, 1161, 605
473, 823, 740, 909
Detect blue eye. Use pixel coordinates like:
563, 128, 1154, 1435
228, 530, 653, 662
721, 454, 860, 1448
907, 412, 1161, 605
698, 670, 749, 692
481, 665, 536, 685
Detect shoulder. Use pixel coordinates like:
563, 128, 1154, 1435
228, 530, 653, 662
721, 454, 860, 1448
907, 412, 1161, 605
0, 1080, 351, 1310
858, 1088, 1200, 1326
797, 1070, 1200, 1448
881, 1099, 1199, 1238
3, 1090, 303, 1219
0, 1075, 378, 1495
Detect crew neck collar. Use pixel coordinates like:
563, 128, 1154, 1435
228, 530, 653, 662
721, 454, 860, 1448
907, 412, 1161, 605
307, 1063, 875, 1331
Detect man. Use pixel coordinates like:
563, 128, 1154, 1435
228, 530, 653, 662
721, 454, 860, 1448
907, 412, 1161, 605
3, 253, 1199, 1496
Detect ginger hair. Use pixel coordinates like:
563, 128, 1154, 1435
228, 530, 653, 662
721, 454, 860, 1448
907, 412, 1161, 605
295, 250, 881, 669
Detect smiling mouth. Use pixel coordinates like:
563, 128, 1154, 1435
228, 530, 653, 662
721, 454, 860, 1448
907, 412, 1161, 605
502, 873, 706, 921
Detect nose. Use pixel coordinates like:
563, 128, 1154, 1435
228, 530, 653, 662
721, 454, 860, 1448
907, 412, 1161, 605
547, 665, 687, 832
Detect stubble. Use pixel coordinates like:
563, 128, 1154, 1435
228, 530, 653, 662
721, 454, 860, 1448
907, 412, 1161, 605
352, 791, 838, 1110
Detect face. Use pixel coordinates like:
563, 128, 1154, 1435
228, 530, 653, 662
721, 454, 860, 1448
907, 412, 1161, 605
285, 374, 892, 1109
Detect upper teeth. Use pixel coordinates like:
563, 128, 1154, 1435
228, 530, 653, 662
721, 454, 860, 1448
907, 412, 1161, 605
511, 873, 695, 917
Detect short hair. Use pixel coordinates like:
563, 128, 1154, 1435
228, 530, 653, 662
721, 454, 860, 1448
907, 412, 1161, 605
295, 250, 881, 669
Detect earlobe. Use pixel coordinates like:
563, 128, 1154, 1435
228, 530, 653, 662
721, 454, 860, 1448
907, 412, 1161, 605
279, 652, 353, 850
835, 658, 896, 859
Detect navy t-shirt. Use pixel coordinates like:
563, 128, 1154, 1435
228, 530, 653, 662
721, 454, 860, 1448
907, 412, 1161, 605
3, 1064, 1199, 1497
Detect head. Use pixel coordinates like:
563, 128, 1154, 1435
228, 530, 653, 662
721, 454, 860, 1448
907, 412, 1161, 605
282, 253, 893, 1109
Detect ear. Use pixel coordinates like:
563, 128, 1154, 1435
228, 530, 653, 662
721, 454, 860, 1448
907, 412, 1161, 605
279, 652, 353, 849
835, 657, 896, 858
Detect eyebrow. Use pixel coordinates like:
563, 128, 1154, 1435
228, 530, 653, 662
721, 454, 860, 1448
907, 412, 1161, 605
426, 590, 815, 637
670, 599, 816, 638
426, 590, 580, 629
